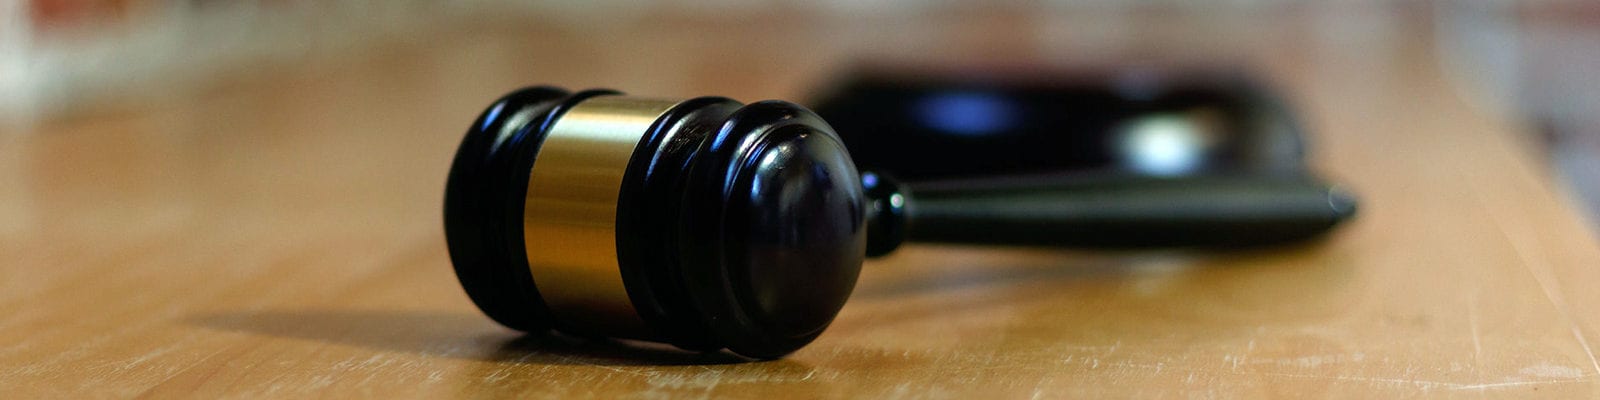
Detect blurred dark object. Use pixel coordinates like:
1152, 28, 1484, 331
814, 66, 1356, 248
811, 67, 1309, 180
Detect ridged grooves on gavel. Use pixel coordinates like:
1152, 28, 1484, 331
444, 87, 867, 359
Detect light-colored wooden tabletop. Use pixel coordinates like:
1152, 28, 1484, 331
4, 7, 1600, 399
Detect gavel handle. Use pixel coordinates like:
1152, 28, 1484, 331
901, 175, 1357, 249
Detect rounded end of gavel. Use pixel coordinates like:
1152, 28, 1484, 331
444, 87, 870, 359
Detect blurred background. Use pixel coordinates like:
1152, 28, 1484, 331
1, 0, 1597, 229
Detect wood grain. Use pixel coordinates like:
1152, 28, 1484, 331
3, 8, 1599, 399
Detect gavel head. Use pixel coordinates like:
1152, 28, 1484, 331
444, 87, 869, 359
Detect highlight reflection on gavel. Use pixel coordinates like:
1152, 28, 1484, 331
444, 86, 1356, 359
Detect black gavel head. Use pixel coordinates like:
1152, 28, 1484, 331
444, 87, 885, 359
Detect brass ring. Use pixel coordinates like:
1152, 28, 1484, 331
522, 95, 679, 337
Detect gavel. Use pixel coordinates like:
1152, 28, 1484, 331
444, 86, 1355, 359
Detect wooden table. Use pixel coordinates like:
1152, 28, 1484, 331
4, 8, 1600, 398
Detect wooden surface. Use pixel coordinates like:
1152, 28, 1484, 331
4, 8, 1600, 398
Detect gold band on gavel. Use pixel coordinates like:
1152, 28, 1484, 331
522, 96, 678, 338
